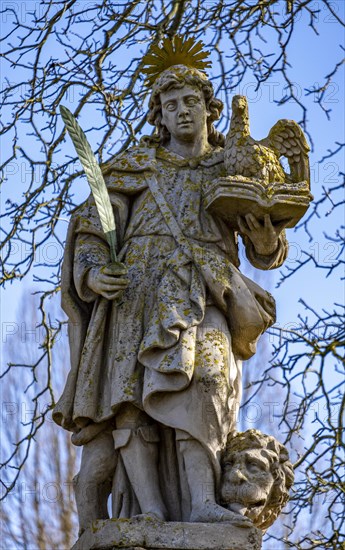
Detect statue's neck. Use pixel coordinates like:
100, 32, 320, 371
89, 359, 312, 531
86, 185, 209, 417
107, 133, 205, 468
166, 134, 211, 159
229, 110, 250, 137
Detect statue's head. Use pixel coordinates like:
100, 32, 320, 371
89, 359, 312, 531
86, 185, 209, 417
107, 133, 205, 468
147, 65, 224, 147
220, 429, 294, 531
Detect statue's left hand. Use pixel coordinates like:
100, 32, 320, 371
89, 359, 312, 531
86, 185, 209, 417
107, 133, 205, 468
238, 213, 288, 256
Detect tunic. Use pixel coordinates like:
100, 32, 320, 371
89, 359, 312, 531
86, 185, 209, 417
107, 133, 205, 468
53, 143, 287, 471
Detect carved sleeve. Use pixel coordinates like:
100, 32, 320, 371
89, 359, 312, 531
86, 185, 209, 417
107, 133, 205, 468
73, 233, 110, 302
71, 188, 130, 302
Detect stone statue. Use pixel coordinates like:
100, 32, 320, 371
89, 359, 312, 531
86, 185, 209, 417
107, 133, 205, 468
224, 95, 310, 185
220, 429, 295, 531
53, 36, 308, 546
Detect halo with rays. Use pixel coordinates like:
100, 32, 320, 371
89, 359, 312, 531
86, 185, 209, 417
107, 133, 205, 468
142, 36, 211, 86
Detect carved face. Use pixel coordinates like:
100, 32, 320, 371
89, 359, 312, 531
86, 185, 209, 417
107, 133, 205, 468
160, 85, 209, 144
220, 449, 274, 523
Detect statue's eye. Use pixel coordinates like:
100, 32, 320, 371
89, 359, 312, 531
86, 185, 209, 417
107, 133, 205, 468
247, 460, 267, 473
165, 102, 176, 111
186, 98, 198, 106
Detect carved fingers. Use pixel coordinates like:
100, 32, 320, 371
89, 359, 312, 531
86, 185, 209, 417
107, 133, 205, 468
238, 213, 287, 256
87, 262, 129, 300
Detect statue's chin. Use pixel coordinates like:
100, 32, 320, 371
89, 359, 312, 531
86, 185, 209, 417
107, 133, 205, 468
244, 500, 266, 522
226, 499, 266, 522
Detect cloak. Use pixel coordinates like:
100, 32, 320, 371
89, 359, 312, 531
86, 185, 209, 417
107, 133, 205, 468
53, 144, 287, 452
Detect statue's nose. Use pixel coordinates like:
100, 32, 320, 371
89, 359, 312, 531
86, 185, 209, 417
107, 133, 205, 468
177, 103, 188, 116
230, 466, 248, 484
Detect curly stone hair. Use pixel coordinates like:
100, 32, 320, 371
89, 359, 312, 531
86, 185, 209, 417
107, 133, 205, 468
146, 64, 225, 148
222, 429, 295, 531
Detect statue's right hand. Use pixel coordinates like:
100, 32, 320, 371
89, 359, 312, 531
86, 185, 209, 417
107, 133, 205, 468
86, 262, 129, 300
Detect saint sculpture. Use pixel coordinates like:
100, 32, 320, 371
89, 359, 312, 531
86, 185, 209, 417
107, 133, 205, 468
54, 36, 310, 546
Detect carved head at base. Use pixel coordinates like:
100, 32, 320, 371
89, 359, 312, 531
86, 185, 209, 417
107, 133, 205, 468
220, 429, 294, 531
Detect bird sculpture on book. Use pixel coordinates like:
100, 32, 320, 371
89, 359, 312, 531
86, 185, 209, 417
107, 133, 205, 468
224, 95, 310, 186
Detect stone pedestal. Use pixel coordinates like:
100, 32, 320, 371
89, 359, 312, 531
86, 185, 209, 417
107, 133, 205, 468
71, 518, 262, 550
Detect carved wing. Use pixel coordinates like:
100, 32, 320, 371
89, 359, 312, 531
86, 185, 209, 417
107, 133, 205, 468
260, 119, 310, 186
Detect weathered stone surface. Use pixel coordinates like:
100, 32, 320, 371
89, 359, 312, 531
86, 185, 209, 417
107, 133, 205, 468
220, 430, 294, 530
224, 95, 310, 187
204, 176, 313, 229
72, 518, 262, 550
55, 40, 301, 539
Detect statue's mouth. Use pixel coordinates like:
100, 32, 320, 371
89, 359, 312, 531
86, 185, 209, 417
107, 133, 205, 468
248, 498, 266, 510
225, 498, 266, 517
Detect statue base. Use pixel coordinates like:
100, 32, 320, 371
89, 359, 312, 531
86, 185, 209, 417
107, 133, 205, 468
71, 518, 262, 550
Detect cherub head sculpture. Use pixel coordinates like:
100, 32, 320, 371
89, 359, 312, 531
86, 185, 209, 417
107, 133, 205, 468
220, 429, 294, 531
147, 65, 224, 147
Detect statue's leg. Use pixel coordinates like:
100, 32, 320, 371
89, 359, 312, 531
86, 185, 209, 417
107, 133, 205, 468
176, 305, 248, 524
113, 404, 167, 520
74, 428, 117, 535
177, 433, 250, 524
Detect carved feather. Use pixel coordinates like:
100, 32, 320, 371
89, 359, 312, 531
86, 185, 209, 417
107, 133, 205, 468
224, 96, 285, 184
260, 119, 310, 186
60, 105, 117, 262
224, 95, 310, 187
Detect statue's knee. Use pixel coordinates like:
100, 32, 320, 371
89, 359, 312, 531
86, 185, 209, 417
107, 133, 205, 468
116, 404, 152, 430
79, 431, 117, 482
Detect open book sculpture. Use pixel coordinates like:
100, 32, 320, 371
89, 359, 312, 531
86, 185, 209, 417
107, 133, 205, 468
204, 94, 312, 230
